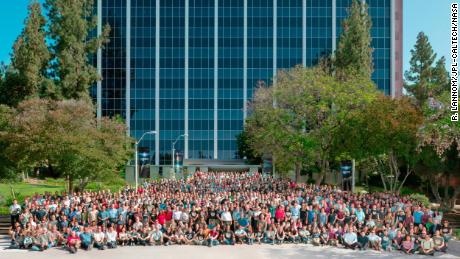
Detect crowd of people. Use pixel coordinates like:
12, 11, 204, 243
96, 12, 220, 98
8, 171, 454, 255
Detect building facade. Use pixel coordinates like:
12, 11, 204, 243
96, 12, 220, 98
94, 0, 403, 167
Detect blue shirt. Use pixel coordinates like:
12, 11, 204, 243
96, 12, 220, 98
80, 232, 92, 244
414, 210, 423, 224
109, 208, 118, 219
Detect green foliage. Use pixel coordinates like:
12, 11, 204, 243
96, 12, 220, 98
405, 32, 449, 106
236, 129, 262, 164
246, 66, 377, 183
335, 0, 373, 79
0, 1, 50, 107
45, 0, 110, 99
337, 95, 423, 192
3, 98, 133, 192
409, 193, 431, 208
405, 32, 460, 209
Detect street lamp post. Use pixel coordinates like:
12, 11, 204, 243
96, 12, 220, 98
135, 130, 157, 190
172, 134, 188, 175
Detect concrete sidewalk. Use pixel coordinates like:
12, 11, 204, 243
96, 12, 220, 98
0, 240, 459, 259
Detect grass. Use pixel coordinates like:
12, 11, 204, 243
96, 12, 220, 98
454, 229, 460, 240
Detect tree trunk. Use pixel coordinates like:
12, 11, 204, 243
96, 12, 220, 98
429, 175, 442, 204
315, 159, 327, 186
294, 162, 301, 183
67, 175, 73, 194
77, 178, 89, 192
397, 166, 413, 194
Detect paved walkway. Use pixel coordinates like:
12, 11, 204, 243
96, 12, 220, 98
0, 239, 459, 259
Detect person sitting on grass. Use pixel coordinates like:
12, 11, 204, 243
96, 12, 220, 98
222, 224, 235, 245
235, 225, 248, 244
288, 226, 299, 244
298, 225, 310, 244
419, 234, 435, 256
192, 226, 206, 246
264, 225, 276, 244
207, 226, 220, 247
255, 225, 264, 244
79, 227, 93, 250
343, 228, 358, 250
118, 226, 129, 246
311, 227, 321, 246
105, 226, 118, 249
401, 235, 415, 254
149, 224, 163, 245
275, 226, 285, 245
380, 229, 391, 251
432, 230, 447, 253
357, 230, 368, 250
137, 226, 150, 246
93, 226, 106, 250
67, 231, 81, 254
367, 229, 382, 251
247, 225, 256, 245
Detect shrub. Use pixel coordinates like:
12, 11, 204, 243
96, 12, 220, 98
409, 193, 430, 207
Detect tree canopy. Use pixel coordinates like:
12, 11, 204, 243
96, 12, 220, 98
2, 98, 132, 191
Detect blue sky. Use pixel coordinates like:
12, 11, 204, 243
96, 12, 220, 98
0, 0, 452, 75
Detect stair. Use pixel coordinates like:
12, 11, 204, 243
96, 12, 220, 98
0, 215, 9, 235
444, 212, 460, 231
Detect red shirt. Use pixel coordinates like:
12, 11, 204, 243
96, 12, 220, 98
275, 209, 285, 221
67, 235, 80, 245
209, 230, 219, 239
158, 213, 166, 225
165, 210, 173, 221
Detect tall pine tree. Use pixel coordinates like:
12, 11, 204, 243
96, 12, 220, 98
335, 0, 373, 79
405, 32, 449, 106
45, 0, 109, 100
0, 1, 50, 106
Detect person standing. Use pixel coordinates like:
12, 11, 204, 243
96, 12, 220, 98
9, 199, 21, 227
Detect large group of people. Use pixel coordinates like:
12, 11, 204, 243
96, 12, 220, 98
8, 171, 454, 255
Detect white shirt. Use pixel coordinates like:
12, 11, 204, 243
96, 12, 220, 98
94, 232, 105, 242
221, 211, 232, 222
106, 231, 117, 242
173, 210, 182, 221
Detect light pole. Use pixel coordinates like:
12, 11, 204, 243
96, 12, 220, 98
172, 134, 188, 175
135, 130, 156, 190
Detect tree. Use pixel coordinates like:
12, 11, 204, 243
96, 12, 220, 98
405, 32, 459, 209
0, 105, 17, 180
405, 32, 450, 107
335, 0, 373, 79
0, 1, 50, 106
4, 98, 133, 192
337, 95, 423, 193
45, 0, 110, 99
236, 129, 262, 164
246, 66, 377, 183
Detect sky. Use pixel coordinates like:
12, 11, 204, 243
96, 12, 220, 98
0, 0, 453, 74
